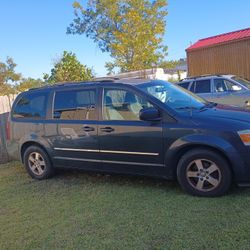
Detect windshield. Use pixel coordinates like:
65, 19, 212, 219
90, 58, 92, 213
137, 80, 207, 112
231, 76, 250, 89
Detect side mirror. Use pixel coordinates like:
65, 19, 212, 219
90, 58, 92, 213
139, 107, 161, 121
231, 85, 242, 91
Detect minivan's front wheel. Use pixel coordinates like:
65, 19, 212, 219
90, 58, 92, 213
23, 146, 54, 180
177, 149, 232, 197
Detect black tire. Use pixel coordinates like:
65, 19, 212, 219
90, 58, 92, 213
23, 145, 55, 180
177, 149, 232, 197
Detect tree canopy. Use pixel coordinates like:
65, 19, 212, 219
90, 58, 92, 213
159, 58, 187, 70
0, 57, 21, 86
16, 78, 44, 92
0, 57, 21, 95
68, 0, 168, 73
45, 51, 94, 83
0, 57, 46, 96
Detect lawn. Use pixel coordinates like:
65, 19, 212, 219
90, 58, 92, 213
1, 162, 250, 249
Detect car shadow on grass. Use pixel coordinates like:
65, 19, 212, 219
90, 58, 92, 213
10, 161, 250, 198
54, 168, 182, 192
53, 168, 250, 197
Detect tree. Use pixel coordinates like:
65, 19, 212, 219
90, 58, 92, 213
159, 60, 180, 69
0, 57, 21, 96
45, 51, 94, 83
16, 78, 45, 92
105, 62, 116, 75
67, 0, 168, 73
159, 58, 187, 69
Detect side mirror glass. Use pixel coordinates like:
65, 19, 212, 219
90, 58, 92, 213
139, 107, 161, 121
231, 85, 242, 91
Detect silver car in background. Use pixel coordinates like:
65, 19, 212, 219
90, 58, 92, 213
177, 75, 250, 108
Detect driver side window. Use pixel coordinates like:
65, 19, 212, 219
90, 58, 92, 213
103, 89, 153, 121
214, 79, 242, 92
214, 79, 227, 92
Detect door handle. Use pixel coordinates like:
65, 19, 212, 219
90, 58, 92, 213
100, 127, 115, 133
83, 126, 95, 132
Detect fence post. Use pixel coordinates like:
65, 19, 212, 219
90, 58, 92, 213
0, 113, 9, 164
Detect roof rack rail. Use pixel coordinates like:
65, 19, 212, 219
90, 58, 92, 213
28, 81, 93, 91
93, 77, 120, 82
183, 74, 225, 80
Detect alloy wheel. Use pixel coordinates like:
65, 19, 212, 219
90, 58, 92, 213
28, 152, 46, 176
186, 159, 221, 192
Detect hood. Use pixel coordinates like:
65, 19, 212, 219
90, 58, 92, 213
192, 104, 250, 125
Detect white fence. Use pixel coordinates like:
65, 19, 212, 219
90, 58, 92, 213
0, 94, 17, 163
0, 94, 17, 114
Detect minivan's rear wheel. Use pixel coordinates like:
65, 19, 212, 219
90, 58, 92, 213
23, 146, 54, 180
177, 149, 232, 197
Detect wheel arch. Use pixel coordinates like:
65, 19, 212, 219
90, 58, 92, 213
164, 135, 242, 181
20, 141, 51, 163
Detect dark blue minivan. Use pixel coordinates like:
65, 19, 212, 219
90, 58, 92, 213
7, 79, 250, 196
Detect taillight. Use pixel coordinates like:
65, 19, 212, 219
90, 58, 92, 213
6, 114, 10, 140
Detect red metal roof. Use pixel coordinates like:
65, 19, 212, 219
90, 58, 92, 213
187, 27, 250, 51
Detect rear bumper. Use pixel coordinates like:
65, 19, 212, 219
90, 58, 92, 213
6, 141, 21, 161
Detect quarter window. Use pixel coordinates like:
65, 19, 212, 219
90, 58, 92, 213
103, 89, 152, 121
54, 89, 96, 120
179, 82, 190, 90
194, 80, 211, 93
13, 92, 48, 119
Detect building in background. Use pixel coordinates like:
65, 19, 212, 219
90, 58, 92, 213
106, 62, 187, 82
186, 27, 250, 80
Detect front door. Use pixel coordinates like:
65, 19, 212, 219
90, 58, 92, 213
98, 87, 164, 169
51, 87, 99, 167
212, 78, 245, 106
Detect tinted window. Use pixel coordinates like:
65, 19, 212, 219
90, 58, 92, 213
189, 82, 195, 92
179, 82, 190, 90
231, 76, 250, 89
138, 80, 206, 112
214, 79, 242, 92
195, 80, 211, 93
225, 80, 242, 91
103, 89, 152, 121
214, 79, 227, 92
13, 92, 48, 119
54, 89, 96, 120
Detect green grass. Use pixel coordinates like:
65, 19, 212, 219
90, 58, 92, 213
1, 162, 250, 250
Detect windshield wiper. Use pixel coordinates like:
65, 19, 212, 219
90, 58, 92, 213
199, 102, 217, 111
176, 106, 198, 110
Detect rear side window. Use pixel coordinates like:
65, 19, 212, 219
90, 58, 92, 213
13, 92, 48, 119
214, 79, 227, 92
54, 89, 97, 120
178, 82, 190, 90
194, 80, 211, 93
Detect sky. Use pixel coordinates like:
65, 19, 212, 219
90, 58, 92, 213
0, 0, 250, 79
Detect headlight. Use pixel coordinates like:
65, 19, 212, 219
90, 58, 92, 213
238, 130, 250, 145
